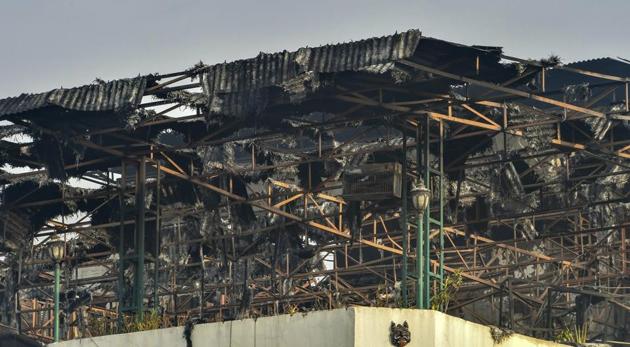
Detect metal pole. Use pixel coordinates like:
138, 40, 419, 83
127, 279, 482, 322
416, 214, 424, 309
424, 116, 431, 307
118, 161, 126, 329
416, 125, 424, 309
401, 131, 409, 307
154, 161, 161, 309
16, 249, 23, 335
439, 121, 444, 285
508, 278, 514, 329
199, 245, 205, 318
54, 262, 60, 342
134, 156, 146, 321
546, 289, 553, 339
498, 289, 504, 327
626, 82, 629, 112
622, 227, 627, 275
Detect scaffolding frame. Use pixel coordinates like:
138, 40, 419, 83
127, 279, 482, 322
0, 39, 628, 343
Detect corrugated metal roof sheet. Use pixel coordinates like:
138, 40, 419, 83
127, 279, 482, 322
0, 76, 148, 118
544, 57, 630, 110
565, 57, 630, 68
200, 29, 423, 117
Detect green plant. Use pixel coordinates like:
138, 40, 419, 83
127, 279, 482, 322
87, 310, 163, 337
122, 310, 162, 333
554, 322, 589, 344
430, 271, 463, 312
286, 304, 300, 316
554, 326, 573, 343
573, 323, 589, 344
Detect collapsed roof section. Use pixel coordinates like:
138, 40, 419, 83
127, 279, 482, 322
199, 29, 423, 117
0, 77, 148, 118
197, 30, 513, 118
0, 77, 152, 180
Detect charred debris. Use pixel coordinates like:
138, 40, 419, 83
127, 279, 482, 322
0, 30, 629, 343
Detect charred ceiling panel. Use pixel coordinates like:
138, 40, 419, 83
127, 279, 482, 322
0, 77, 150, 179
2, 180, 96, 232
0, 77, 148, 118
546, 58, 630, 103
0, 211, 31, 251
199, 29, 423, 117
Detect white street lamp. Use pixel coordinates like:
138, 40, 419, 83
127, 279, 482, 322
411, 181, 431, 212
411, 179, 431, 310
48, 235, 66, 263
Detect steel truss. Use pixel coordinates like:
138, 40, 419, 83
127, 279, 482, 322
1, 43, 629, 343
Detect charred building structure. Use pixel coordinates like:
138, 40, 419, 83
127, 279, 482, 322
0, 30, 628, 344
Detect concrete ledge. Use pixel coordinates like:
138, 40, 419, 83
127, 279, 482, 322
49, 307, 565, 347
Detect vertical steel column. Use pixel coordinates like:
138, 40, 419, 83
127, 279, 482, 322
499, 289, 504, 327
423, 116, 431, 307
622, 227, 627, 275
199, 246, 205, 318
438, 120, 445, 291
173, 218, 181, 323
401, 131, 409, 307
53, 262, 60, 342
117, 161, 126, 328
508, 278, 514, 329
416, 116, 444, 309
134, 157, 146, 320
153, 161, 161, 309
415, 125, 424, 309
546, 289, 553, 339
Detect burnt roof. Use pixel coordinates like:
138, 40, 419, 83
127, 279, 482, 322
199, 29, 424, 117
0, 76, 148, 118
196, 29, 514, 118
546, 57, 630, 91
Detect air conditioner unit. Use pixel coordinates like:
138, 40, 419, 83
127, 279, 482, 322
342, 162, 402, 201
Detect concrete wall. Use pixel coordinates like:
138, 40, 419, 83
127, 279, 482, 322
193, 308, 354, 347
50, 307, 565, 347
49, 309, 354, 347
353, 307, 564, 347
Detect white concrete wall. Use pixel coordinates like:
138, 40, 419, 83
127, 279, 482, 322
191, 308, 354, 347
353, 307, 565, 347
50, 307, 564, 347
49, 308, 354, 347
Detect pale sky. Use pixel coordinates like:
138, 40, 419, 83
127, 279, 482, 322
1, 0, 629, 97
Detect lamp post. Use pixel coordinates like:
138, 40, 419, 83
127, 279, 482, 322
48, 235, 65, 342
411, 180, 430, 309
194, 280, 202, 317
